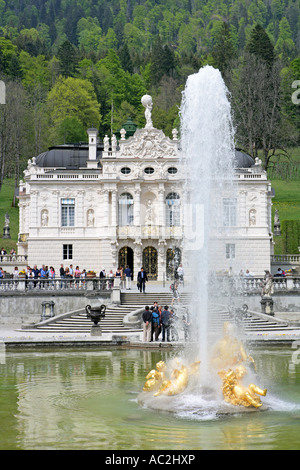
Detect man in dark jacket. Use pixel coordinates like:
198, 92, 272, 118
142, 305, 152, 341
161, 306, 171, 342
137, 267, 148, 292
151, 304, 161, 341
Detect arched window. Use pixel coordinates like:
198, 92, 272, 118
166, 192, 180, 227
118, 193, 134, 226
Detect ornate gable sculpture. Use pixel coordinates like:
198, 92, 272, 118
118, 95, 179, 159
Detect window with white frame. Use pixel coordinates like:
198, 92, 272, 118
223, 198, 237, 226
61, 198, 75, 227
166, 192, 180, 227
226, 243, 235, 260
63, 244, 73, 260
118, 193, 134, 226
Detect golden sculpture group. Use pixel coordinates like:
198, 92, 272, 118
143, 322, 267, 409
143, 359, 201, 396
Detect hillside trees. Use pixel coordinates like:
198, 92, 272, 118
211, 21, 237, 75
46, 76, 101, 144
0, 0, 300, 184
0, 80, 31, 199
230, 54, 284, 170
228, 25, 289, 171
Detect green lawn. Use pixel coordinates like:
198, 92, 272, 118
0, 179, 19, 253
271, 180, 300, 254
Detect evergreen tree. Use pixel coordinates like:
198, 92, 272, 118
119, 43, 133, 74
211, 22, 236, 76
162, 45, 176, 78
150, 37, 175, 85
246, 24, 275, 66
57, 40, 78, 77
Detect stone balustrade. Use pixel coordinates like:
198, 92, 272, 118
271, 254, 300, 264
0, 275, 300, 294
0, 255, 28, 264
213, 275, 300, 295
0, 277, 121, 293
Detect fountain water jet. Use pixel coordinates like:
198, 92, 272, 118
139, 66, 268, 414
180, 65, 236, 374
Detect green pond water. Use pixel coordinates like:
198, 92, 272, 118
0, 346, 300, 450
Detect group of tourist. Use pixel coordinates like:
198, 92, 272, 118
142, 302, 191, 343
0, 248, 17, 261
1, 263, 146, 291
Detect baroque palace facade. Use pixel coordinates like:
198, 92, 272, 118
17, 95, 274, 281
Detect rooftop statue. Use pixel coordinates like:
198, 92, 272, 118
141, 94, 153, 129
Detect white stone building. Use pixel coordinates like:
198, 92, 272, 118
17, 95, 274, 280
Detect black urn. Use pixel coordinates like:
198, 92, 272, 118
86, 304, 106, 326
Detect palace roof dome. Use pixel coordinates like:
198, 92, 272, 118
35, 143, 254, 170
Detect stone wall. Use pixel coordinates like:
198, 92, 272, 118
0, 291, 111, 328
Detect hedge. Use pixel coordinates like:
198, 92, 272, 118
282, 220, 300, 253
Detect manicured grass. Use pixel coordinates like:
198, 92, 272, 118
271, 180, 300, 254
0, 179, 19, 253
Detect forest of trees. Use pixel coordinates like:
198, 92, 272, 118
1, 0, 300, 197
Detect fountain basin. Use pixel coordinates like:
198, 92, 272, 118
138, 390, 269, 416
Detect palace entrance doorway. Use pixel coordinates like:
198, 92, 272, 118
166, 247, 182, 280
143, 246, 158, 280
118, 246, 134, 277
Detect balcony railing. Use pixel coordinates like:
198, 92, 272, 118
117, 225, 182, 238
0, 254, 28, 264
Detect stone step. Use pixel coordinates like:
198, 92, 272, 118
29, 290, 300, 335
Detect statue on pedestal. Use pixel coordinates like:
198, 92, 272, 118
141, 95, 153, 129
261, 270, 274, 297
260, 270, 274, 315
3, 213, 10, 239
274, 209, 281, 236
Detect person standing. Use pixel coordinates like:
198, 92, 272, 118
142, 305, 152, 342
170, 281, 180, 306
59, 264, 65, 289
99, 268, 106, 290
177, 264, 184, 285
124, 265, 132, 289
137, 267, 148, 293
151, 304, 161, 341
161, 306, 171, 342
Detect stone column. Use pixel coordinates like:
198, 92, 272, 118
133, 241, 143, 276
260, 189, 268, 228
30, 190, 39, 228
102, 189, 109, 227
77, 190, 85, 227
52, 191, 60, 227
134, 184, 141, 227
158, 240, 167, 282
19, 203, 24, 233
239, 189, 247, 227
158, 185, 165, 238
111, 189, 117, 227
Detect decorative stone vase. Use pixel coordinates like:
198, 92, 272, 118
86, 304, 106, 326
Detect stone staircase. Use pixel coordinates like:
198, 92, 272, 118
24, 291, 300, 335
26, 304, 142, 334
